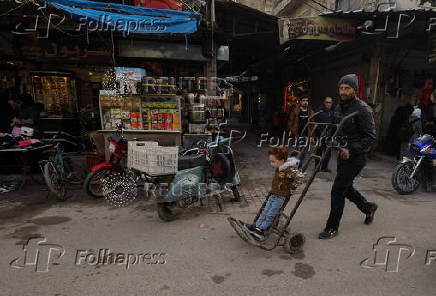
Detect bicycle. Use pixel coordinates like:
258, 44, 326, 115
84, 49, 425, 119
39, 143, 87, 201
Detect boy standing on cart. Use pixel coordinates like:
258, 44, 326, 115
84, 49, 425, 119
319, 74, 378, 239
244, 147, 304, 240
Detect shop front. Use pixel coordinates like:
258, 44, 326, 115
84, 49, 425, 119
97, 69, 183, 150
12, 33, 115, 135
277, 11, 436, 157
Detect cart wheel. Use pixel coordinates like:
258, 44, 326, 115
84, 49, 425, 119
283, 232, 305, 254
157, 202, 178, 222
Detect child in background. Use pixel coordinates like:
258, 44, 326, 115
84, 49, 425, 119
244, 147, 305, 240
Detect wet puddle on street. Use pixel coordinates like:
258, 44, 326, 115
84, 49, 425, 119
292, 262, 315, 279
26, 216, 72, 225
262, 269, 284, 277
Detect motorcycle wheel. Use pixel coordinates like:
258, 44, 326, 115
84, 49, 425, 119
392, 163, 420, 195
43, 162, 66, 201
84, 168, 112, 198
157, 202, 178, 222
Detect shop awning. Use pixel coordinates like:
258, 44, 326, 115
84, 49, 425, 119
44, 0, 200, 36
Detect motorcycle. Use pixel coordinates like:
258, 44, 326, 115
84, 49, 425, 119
84, 123, 242, 207
156, 121, 241, 221
83, 126, 128, 198
392, 134, 436, 194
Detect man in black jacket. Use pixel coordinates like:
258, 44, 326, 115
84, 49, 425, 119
319, 74, 378, 239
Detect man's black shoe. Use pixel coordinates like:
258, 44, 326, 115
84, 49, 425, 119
319, 228, 338, 239
365, 203, 378, 225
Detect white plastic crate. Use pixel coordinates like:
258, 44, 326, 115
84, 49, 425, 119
188, 123, 206, 134
127, 142, 178, 176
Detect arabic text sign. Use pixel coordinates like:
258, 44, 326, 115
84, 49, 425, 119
279, 17, 356, 44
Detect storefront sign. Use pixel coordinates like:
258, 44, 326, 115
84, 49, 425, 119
17, 35, 112, 64
278, 17, 356, 44
118, 40, 208, 61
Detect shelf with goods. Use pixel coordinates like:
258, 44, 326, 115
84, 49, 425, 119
205, 96, 226, 124
99, 92, 142, 130
31, 73, 78, 118
0, 70, 16, 90
141, 78, 180, 132
141, 96, 181, 131
98, 92, 181, 132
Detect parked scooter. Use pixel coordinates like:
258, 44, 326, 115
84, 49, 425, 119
84, 122, 242, 205
156, 121, 241, 221
392, 134, 436, 194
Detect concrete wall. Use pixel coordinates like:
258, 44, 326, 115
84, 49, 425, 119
235, 0, 275, 13
272, 0, 336, 17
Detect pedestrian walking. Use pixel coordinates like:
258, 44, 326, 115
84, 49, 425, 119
314, 96, 335, 172
286, 96, 314, 169
319, 74, 378, 239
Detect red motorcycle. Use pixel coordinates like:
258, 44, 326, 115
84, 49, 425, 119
84, 128, 127, 198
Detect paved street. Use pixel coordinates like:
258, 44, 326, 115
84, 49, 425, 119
1, 133, 436, 296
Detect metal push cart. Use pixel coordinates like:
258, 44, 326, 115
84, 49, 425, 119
228, 111, 358, 253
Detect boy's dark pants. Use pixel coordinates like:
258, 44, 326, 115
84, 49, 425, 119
325, 153, 372, 230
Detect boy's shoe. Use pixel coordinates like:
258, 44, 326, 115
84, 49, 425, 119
243, 223, 256, 232
364, 203, 378, 225
243, 224, 265, 241
318, 228, 338, 239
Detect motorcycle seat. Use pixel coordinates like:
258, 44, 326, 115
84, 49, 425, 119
178, 154, 209, 170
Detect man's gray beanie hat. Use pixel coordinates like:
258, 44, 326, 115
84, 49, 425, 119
338, 74, 358, 91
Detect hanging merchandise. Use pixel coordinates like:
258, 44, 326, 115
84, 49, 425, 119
284, 80, 310, 112
419, 77, 433, 106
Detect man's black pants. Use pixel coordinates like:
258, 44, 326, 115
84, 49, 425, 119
325, 153, 371, 230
